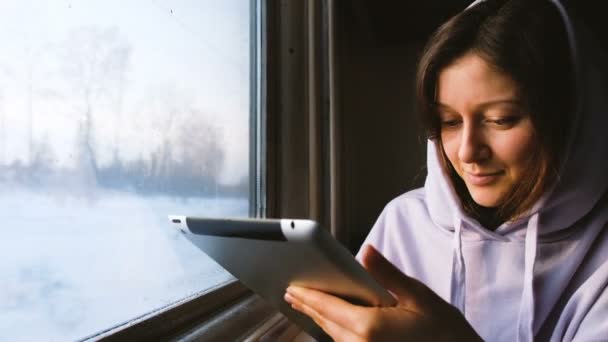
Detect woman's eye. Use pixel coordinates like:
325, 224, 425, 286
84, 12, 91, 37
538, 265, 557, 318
488, 116, 520, 127
441, 119, 461, 128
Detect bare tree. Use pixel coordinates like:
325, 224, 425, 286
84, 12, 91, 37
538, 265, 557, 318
175, 109, 225, 190
58, 27, 131, 180
137, 86, 226, 196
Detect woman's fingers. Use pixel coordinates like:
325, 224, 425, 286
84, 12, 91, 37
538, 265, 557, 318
285, 286, 377, 338
286, 293, 364, 342
284, 248, 481, 341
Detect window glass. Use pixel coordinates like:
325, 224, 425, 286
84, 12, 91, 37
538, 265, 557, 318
0, 0, 252, 340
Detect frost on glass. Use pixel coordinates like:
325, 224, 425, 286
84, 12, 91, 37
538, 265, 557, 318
0, 0, 250, 340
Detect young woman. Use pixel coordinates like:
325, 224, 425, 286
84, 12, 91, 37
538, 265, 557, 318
284, 0, 608, 340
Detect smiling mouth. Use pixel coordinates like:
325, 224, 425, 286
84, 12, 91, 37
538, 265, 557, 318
465, 171, 504, 186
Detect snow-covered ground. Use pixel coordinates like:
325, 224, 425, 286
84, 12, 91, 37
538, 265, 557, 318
0, 188, 247, 341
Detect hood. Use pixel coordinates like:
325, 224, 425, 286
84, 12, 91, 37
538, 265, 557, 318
422, 1, 608, 341
425, 0, 608, 240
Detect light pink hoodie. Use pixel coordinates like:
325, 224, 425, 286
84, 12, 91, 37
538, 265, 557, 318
357, 1, 608, 341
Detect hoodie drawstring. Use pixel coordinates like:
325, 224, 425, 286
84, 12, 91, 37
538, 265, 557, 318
450, 218, 466, 313
517, 213, 539, 342
450, 214, 539, 341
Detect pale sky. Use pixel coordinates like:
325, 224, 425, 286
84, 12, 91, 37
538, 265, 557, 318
0, 0, 251, 184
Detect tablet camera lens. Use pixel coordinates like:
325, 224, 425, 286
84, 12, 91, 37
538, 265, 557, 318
291, 221, 295, 229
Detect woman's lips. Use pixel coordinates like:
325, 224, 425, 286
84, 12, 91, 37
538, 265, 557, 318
465, 171, 504, 186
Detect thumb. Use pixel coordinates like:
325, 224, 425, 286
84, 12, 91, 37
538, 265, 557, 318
361, 244, 427, 300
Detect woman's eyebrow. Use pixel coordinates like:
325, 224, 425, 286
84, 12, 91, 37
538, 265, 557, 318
435, 98, 522, 112
434, 103, 458, 112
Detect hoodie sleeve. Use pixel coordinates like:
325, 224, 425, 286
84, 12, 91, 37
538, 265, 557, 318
551, 260, 608, 341
572, 285, 608, 341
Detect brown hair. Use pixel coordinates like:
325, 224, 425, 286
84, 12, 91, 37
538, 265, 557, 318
416, 0, 575, 227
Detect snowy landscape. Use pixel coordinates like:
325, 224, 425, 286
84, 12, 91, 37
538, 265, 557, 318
0, 188, 247, 341
0, 0, 252, 340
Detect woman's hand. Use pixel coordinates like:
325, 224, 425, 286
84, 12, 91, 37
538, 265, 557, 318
284, 245, 482, 341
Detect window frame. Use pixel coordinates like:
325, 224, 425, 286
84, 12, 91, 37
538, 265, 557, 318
81, 0, 334, 339
77, 0, 270, 339
82, 280, 251, 340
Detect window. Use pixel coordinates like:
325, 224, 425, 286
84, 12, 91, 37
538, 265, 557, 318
0, 0, 256, 340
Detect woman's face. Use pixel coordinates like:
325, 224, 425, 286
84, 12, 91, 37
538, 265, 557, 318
436, 53, 537, 208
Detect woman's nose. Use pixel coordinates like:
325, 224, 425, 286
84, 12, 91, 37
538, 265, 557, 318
458, 124, 490, 163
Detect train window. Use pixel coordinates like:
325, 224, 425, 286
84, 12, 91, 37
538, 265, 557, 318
0, 0, 258, 340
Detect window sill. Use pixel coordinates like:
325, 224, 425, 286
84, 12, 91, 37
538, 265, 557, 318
83, 277, 319, 342
86, 279, 263, 341
244, 313, 314, 342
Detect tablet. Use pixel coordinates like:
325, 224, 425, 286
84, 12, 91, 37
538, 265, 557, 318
168, 216, 396, 340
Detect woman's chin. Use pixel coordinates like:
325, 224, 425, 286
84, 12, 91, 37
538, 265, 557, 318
469, 190, 505, 208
